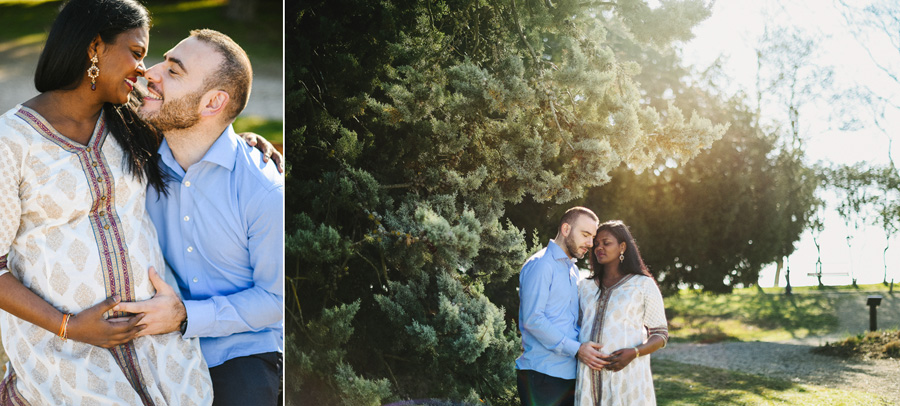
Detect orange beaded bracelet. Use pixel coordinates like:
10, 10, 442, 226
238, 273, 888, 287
58, 313, 73, 341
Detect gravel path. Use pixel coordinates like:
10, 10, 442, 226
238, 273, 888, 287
654, 292, 900, 403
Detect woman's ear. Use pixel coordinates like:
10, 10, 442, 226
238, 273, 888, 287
88, 35, 104, 60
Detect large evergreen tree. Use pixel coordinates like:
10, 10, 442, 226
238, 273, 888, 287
506, 44, 823, 294
580, 95, 821, 294
286, 1, 725, 404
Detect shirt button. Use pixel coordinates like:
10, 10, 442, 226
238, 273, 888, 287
187, 246, 194, 253
104, 225, 110, 230
184, 181, 191, 187
192, 277, 199, 283
86, 147, 92, 152
184, 215, 190, 222
99, 210, 106, 216
91, 162, 97, 167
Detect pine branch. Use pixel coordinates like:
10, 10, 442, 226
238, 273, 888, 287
579, 1, 617, 7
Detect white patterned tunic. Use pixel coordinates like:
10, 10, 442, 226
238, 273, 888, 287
0, 105, 213, 405
574, 274, 668, 406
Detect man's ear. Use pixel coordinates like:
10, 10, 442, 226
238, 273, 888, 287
560, 222, 571, 238
200, 90, 230, 117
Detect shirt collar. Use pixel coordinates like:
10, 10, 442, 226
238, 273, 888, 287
200, 125, 238, 171
158, 125, 238, 177
547, 240, 575, 264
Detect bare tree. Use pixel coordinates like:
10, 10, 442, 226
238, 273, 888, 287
754, 23, 832, 289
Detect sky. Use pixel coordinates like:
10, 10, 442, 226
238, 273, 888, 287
678, 0, 900, 287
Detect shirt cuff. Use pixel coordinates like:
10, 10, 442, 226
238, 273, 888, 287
561, 338, 581, 358
182, 299, 215, 338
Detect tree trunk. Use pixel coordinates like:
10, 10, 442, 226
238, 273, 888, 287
226, 0, 257, 22
773, 257, 783, 287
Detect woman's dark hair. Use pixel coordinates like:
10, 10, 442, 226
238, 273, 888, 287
35, 0, 167, 193
588, 220, 652, 280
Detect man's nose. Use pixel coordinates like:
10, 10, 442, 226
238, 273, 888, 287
144, 64, 162, 82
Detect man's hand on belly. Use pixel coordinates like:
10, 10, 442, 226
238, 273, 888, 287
113, 266, 186, 337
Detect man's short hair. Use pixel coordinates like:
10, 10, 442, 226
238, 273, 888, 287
559, 206, 599, 230
190, 29, 252, 121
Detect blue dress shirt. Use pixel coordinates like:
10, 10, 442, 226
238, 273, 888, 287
515, 240, 581, 379
146, 125, 284, 368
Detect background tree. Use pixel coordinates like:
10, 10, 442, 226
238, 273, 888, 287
753, 24, 834, 290
826, 163, 880, 286
226, 0, 258, 22
286, 0, 725, 404
507, 25, 825, 295
576, 64, 820, 294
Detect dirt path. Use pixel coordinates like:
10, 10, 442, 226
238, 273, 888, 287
654, 291, 900, 403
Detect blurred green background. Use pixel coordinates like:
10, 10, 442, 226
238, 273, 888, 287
0, 0, 283, 145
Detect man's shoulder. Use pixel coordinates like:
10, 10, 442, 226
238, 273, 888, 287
233, 140, 284, 192
521, 246, 558, 274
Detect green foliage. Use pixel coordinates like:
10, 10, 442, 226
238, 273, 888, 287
286, 0, 725, 403
814, 329, 900, 360
505, 29, 823, 294
582, 68, 819, 293
288, 301, 394, 406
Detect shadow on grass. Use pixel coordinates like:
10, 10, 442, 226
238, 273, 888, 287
667, 290, 841, 342
653, 358, 890, 405
655, 358, 794, 405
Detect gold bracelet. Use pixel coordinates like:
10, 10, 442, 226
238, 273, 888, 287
633, 347, 640, 357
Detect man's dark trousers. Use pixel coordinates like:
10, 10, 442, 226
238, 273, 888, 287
517, 369, 575, 406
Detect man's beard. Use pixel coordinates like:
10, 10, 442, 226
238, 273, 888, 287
142, 87, 205, 132
565, 233, 585, 259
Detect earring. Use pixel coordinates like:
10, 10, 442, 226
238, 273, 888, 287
87, 55, 100, 91
619, 252, 625, 263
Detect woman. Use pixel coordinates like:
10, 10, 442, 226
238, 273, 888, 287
0, 0, 214, 404
574, 220, 668, 406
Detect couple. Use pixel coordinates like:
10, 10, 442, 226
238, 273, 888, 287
517, 207, 669, 406
0, 0, 283, 404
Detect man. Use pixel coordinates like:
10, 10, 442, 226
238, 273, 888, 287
517, 207, 607, 406
115, 29, 283, 405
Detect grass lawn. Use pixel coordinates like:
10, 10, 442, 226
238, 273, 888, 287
653, 358, 893, 405
665, 284, 897, 343
234, 116, 283, 147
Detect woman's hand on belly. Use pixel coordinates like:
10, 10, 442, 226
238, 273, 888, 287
67, 295, 146, 348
